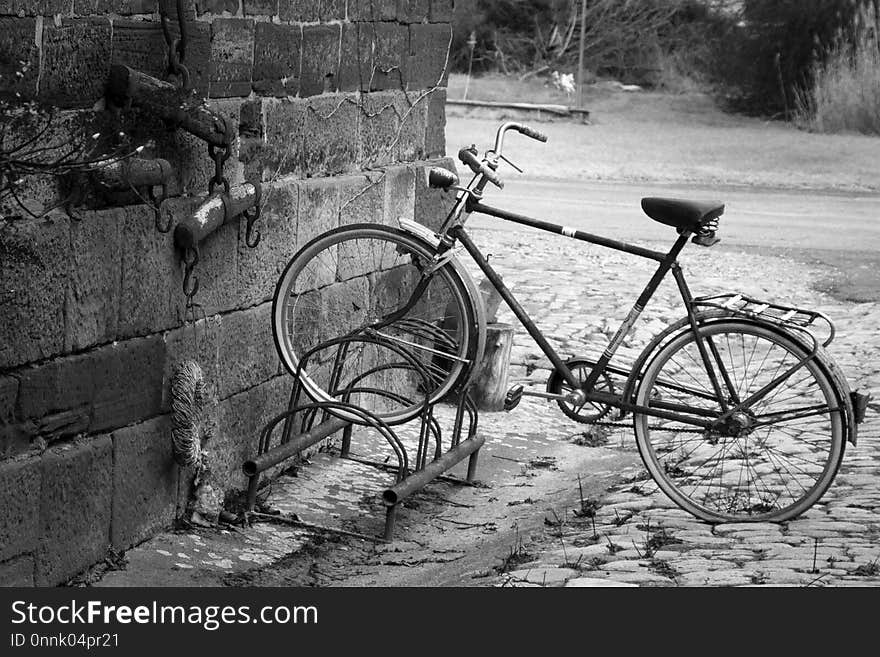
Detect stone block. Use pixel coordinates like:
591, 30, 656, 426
0, 455, 41, 562
424, 86, 446, 157
358, 91, 399, 168
397, 0, 429, 23
396, 91, 428, 161
36, 436, 112, 585
0, 1, 70, 16
278, 0, 318, 21
0, 17, 39, 100
414, 157, 455, 232
428, 0, 452, 22
39, 18, 112, 108
216, 303, 278, 400
161, 313, 222, 412
112, 415, 179, 550
297, 176, 340, 245
278, 0, 344, 21
408, 22, 451, 90
187, 217, 242, 318
358, 22, 408, 91
212, 375, 288, 491
302, 95, 359, 176
383, 163, 416, 225
195, 0, 235, 13
237, 180, 299, 307
210, 18, 255, 98
0, 214, 70, 370
17, 335, 165, 435
0, 375, 17, 425
90, 336, 166, 431
73, 0, 156, 13
261, 97, 307, 177
65, 208, 123, 352
243, 0, 276, 15
348, 0, 396, 21
338, 172, 385, 227
0, 424, 33, 461
111, 19, 211, 97
253, 21, 301, 97
117, 203, 183, 338
337, 22, 362, 92
0, 554, 34, 586
300, 24, 341, 97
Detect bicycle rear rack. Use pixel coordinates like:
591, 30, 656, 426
242, 329, 483, 541
692, 292, 836, 349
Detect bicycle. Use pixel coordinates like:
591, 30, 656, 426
272, 121, 869, 524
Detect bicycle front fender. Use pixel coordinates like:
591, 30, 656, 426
398, 219, 488, 390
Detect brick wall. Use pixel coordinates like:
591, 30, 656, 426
0, 0, 457, 585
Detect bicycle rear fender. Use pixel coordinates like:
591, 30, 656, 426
397, 219, 488, 390
625, 311, 858, 446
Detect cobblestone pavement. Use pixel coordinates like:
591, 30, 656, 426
463, 218, 880, 587
99, 213, 880, 588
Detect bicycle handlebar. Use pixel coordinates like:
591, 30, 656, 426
455, 122, 547, 192
513, 123, 548, 143
458, 148, 504, 188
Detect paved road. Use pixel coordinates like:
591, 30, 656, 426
468, 177, 880, 253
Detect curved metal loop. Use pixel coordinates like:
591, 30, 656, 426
207, 142, 230, 195
150, 183, 172, 233
208, 176, 231, 196
166, 39, 191, 89
244, 182, 262, 248
182, 247, 200, 299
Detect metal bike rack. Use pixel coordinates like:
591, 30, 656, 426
242, 331, 483, 541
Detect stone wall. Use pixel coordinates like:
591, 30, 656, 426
0, 0, 456, 585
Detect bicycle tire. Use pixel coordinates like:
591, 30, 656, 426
633, 320, 845, 523
272, 223, 482, 426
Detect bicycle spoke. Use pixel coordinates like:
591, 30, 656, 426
635, 322, 843, 522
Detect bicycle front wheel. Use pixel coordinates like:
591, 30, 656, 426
633, 321, 844, 523
272, 224, 481, 425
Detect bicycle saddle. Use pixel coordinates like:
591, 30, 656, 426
641, 198, 724, 234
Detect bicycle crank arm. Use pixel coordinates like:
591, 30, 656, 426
504, 385, 585, 411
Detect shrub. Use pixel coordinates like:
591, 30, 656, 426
718, 0, 880, 116
796, 3, 880, 134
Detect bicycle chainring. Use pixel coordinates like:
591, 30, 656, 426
546, 358, 615, 424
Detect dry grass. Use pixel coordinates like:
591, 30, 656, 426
796, 9, 880, 136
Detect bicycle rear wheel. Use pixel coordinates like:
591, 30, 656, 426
633, 321, 844, 523
272, 223, 481, 425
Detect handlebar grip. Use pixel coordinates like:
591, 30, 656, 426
516, 124, 548, 142
427, 167, 459, 189
458, 148, 504, 188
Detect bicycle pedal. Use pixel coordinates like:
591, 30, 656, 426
504, 385, 524, 411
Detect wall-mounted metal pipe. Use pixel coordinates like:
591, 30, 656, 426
174, 181, 260, 251
89, 157, 174, 190
106, 64, 233, 148
382, 434, 485, 506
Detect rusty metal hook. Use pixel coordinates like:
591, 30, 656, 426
182, 247, 200, 299
244, 181, 262, 248
149, 182, 172, 233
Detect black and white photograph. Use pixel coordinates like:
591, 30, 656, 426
1, 0, 879, 628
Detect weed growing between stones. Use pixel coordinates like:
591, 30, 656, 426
495, 527, 534, 574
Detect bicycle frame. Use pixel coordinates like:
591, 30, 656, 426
436, 185, 823, 432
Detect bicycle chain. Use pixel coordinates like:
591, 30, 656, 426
590, 419, 707, 434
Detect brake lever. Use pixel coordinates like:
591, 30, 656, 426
497, 153, 523, 173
